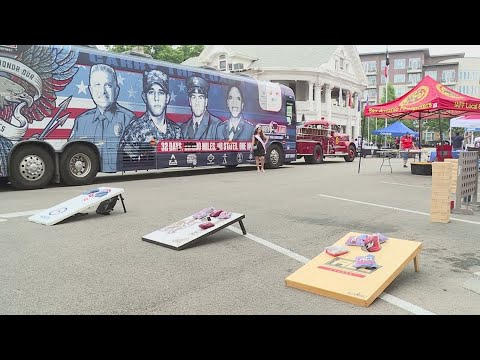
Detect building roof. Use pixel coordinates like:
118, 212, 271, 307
224, 45, 339, 68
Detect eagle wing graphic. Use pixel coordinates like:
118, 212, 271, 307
0, 45, 79, 124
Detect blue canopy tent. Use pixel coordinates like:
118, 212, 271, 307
371, 121, 419, 137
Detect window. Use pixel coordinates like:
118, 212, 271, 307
335, 60, 339, 70
368, 89, 377, 100
367, 75, 376, 86
408, 58, 421, 70
219, 54, 227, 71
362, 61, 377, 73
340, 58, 344, 70
286, 101, 296, 125
228, 64, 233, 71
381, 75, 386, 84
346, 64, 350, 73
394, 74, 406, 83
408, 73, 421, 85
395, 86, 407, 98
233, 63, 244, 70
424, 131, 434, 142
394, 59, 405, 70
425, 70, 437, 80
442, 70, 456, 83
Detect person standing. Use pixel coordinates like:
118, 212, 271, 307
252, 126, 268, 173
70, 64, 135, 172
400, 133, 414, 168
451, 132, 464, 151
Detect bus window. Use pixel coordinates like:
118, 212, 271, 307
286, 101, 296, 125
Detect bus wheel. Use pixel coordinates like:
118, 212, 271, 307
311, 144, 324, 164
9, 145, 54, 190
60, 145, 99, 186
344, 145, 356, 162
266, 144, 283, 169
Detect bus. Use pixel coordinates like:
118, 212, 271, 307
0, 45, 297, 189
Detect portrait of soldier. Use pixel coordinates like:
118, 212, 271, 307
119, 69, 182, 163
216, 84, 254, 141
181, 76, 221, 140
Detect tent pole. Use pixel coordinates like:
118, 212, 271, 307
439, 112, 443, 146
358, 113, 366, 173
418, 113, 422, 161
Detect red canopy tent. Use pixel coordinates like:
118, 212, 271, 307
358, 76, 480, 171
364, 75, 480, 120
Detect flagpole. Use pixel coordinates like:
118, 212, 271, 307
384, 45, 389, 147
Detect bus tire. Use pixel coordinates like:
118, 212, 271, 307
265, 144, 283, 169
60, 144, 99, 186
9, 145, 54, 190
344, 145, 356, 162
311, 144, 324, 164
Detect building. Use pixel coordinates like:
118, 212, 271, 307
183, 45, 368, 139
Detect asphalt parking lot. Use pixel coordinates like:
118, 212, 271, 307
1, 157, 479, 314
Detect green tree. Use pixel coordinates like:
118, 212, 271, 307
107, 45, 204, 64
380, 83, 396, 104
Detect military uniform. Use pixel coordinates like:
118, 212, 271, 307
69, 103, 136, 172
181, 76, 221, 140
216, 115, 255, 141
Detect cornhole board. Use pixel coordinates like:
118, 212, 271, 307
142, 212, 246, 250
285, 232, 422, 307
28, 187, 126, 226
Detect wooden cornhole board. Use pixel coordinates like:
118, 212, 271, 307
285, 232, 422, 307
142, 212, 246, 250
28, 187, 126, 226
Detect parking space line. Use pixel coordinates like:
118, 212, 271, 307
381, 181, 430, 188
227, 225, 435, 315
0, 209, 44, 219
317, 194, 480, 225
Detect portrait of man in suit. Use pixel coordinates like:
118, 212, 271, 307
181, 76, 221, 140
69, 64, 135, 172
217, 84, 254, 141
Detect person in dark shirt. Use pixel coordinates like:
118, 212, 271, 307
451, 132, 464, 151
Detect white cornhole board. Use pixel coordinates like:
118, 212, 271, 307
28, 187, 125, 226
142, 212, 246, 250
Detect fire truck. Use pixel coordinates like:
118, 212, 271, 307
296, 119, 356, 164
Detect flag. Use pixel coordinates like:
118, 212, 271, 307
364, 94, 369, 110
384, 49, 390, 78
357, 98, 361, 112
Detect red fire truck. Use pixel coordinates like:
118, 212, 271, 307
296, 119, 356, 164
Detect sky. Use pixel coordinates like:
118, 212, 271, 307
97, 45, 480, 58
356, 45, 480, 58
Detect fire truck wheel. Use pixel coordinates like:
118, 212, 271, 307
311, 144, 324, 164
265, 144, 283, 169
344, 145, 356, 162
9, 145, 55, 190
60, 144, 99, 186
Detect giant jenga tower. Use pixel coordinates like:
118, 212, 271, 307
430, 162, 452, 223
443, 158, 459, 194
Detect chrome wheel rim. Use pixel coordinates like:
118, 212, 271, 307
69, 152, 91, 178
19, 154, 46, 182
270, 149, 280, 165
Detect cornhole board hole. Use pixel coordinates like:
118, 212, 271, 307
28, 187, 126, 226
142, 212, 246, 250
285, 232, 422, 307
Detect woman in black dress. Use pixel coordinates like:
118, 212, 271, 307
252, 127, 268, 173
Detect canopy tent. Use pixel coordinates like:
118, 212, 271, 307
371, 121, 419, 137
364, 75, 480, 120
450, 114, 480, 130
358, 76, 480, 172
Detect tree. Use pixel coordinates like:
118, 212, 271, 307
107, 45, 204, 64
380, 83, 396, 104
